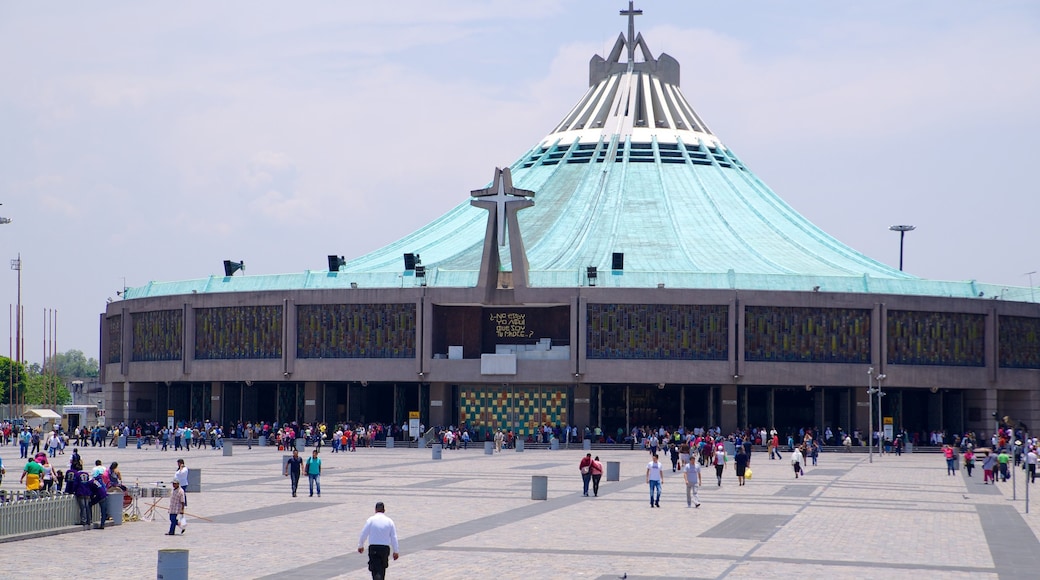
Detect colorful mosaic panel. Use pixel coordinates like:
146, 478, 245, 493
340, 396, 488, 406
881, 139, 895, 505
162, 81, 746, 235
106, 315, 122, 364
887, 310, 985, 367
998, 315, 1040, 369
586, 304, 728, 360
131, 310, 183, 362
194, 306, 282, 360
745, 306, 871, 363
296, 304, 415, 359
459, 386, 568, 438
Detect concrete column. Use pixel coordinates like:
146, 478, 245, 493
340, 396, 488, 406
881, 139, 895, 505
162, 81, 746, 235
210, 382, 223, 426
574, 383, 591, 433
854, 384, 870, 436
720, 384, 738, 433
429, 383, 448, 427
303, 381, 318, 423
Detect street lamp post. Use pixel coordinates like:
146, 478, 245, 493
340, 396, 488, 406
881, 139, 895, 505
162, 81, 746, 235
889, 225, 916, 271
867, 367, 874, 464
1026, 271, 1037, 302
876, 374, 887, 455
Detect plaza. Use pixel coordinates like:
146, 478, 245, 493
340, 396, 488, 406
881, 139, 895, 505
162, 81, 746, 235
2, 443, 1037, 578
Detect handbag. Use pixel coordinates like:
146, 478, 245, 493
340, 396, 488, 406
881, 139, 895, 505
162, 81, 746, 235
580, 465, 590, 474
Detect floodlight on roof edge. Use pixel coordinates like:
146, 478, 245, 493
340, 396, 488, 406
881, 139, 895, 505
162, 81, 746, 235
223, 260, 245, 277
403, 253, 420, 271
328, 255, 346, 272
586, 266, 598, 286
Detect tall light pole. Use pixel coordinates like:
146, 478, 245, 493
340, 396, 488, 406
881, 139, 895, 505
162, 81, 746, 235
1026, 271, 1037, 302
889, 225, 916, 271
867, 367, 874, 464
876, 374, 887, 455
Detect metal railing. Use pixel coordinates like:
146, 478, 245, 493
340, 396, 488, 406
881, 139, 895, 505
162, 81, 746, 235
0, 492, 80, 538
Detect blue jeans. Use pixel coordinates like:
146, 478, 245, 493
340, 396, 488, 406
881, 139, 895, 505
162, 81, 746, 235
308, 474, 320, 496
581, 472, 591, 495
168, 513, 180, 535
648, 480, 661, 504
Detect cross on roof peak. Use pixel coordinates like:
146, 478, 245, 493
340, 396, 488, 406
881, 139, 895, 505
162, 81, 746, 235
620, 1, 643, 65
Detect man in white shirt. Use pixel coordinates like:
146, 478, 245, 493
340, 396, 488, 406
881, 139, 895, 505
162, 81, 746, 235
174, 458, 190, 506
646, 454, 663, 508
358, 501, 400, 580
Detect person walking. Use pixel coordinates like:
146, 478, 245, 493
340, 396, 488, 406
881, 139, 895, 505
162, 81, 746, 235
578, 453, 593, 497
284, 449, 303, 497
997, 449, 1011, 482
734, 446, 749, 486
943, 444, 956, 475
306, 450, 322, 497
167, 479, 186, 535
173, 459, 190, 506
791, 446, 804, 479
982, 451, 998, 484
712, 444, 727, 487
1026, 447, 1038, 484
590, 456, 604, 497
358, 501, 400, 580
683, 455, 702, 508
646, 453, 664, 507
964, 447, 975, 477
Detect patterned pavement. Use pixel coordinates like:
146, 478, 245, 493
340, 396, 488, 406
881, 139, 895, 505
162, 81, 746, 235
1, 442, 1037, 579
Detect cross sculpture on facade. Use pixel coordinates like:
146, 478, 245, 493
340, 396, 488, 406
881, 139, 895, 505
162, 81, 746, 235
470, 167, 534, 248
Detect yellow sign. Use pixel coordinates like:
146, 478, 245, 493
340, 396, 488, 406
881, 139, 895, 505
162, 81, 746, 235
168, 409, 175, 417
409, 411, 420, 419
883, 417, 893, 425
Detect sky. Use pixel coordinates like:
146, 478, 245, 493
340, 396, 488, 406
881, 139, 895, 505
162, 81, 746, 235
1, 0, 1038, 364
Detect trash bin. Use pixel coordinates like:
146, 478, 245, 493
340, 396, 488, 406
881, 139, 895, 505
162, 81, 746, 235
531, 475, 548, 500
185, 468, 201, 493
432, 444, 442, 460
550, 438, 559, 451
724, 441, 736, 456
258, 435, 267, 447
386, 437, 394, 449
157, 548, 189, 580
106, 490, 124, 526
906, 442, 914, 454
516, 440, 525, 453
606, 461, 620, 482
582, 439, 591, 451
282, 455, 293, 473
118, 435, 127, 449
223, 442, 233, 456
484, 441, 494, 455
295, 438, 305, 452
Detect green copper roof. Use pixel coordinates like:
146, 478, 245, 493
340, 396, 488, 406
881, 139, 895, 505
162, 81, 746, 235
124, 11, 1037, 305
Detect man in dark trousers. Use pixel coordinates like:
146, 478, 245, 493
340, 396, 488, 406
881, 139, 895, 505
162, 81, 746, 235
283, 449, 303, 497
358, 501, 399, 580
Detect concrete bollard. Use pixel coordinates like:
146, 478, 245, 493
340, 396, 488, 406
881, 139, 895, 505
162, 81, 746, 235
531, 475, 548, 500
606, 461, 620, 482
515, 440, 524, 452
185, 469, 202, 493
258, 435, 267, 447
484, 441, 494, 455
550, 438, 559, 451
583, 439, 591, 451
386, 437, 394, 449
432, 444, 442, 460
118, 435, 127, 449
223, 442, 233, 456
295, 438, 306, 452
157, 548, 189, 580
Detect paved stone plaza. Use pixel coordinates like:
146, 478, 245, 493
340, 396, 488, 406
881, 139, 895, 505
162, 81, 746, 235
1, 443, 1038, 579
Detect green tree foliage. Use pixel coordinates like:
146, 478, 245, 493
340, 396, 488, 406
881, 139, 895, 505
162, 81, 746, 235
0, 356, 27, 404
45, 349, 100, 379
23, 362, 71, 406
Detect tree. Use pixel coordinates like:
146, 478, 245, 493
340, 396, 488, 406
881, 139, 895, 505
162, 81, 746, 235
45, 349, 100, 379
0, 356, 27, 406
23, 363, 70, 406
